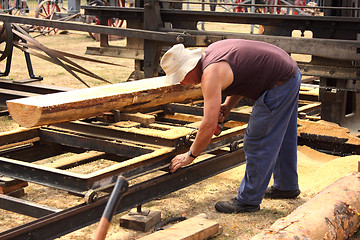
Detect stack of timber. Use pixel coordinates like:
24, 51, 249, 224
6, 77, 202, 128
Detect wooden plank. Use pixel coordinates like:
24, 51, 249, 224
298, 102, 321, 114
44, 151, 106, 169
86, 46, 144, 60
223, 120, 247, 128
0, 179, 28, 194
113, 121, 141, 128
148, 123, 176, 130
6, 77, 202, 128
0, 137, 40, 151
163, 113, 203, 123
138, 214, 219, 240
120, 112, 155, 125
185, 121, 201, 129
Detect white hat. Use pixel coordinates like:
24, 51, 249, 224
160, 44, 202, 85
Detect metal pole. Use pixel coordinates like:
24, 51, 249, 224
250, 0, 255, 33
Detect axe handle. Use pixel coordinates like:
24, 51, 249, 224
94, 176, 129, 240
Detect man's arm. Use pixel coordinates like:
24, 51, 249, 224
169, 61, 233, 172
219, 94, 243, 122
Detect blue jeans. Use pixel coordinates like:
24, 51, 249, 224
237, 68, 301, 205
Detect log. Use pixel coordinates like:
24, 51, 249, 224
251, 172, 360, 240
6, 77, 202, 128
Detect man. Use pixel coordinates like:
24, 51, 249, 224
160, 39, 301, 213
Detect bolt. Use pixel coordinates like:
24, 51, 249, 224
176, 35, 184, 43
205, 37, 212, 44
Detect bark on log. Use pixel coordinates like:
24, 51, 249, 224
251, 172, 360, 240
6, 77, 202, 128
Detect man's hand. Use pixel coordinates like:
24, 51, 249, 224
218, 95, 243, 123
218, 103, 231, 123
169, 153, 195, 173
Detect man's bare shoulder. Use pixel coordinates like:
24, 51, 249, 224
202, 61, 233, 90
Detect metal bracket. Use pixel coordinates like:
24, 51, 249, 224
23, 41, 43, 80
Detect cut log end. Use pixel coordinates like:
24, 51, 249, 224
7, 101, 42, 128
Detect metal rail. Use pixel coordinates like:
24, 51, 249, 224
0, 149, 246, 240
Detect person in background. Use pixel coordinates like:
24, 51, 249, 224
160, 39, 301, 213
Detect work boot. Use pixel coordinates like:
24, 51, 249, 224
215, 198, 260, 214
264, 186, 301, 199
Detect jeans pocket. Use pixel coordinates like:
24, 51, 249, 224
245, 92, 271, 139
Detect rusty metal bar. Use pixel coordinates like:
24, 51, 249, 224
158, 1, 360, 11
50, 121, 183, 148
0, 146, 175, 194
39, 128, 154, 157
82, 7, 360, 38
164, 103, 251, 122
0, 79, 73, 94
298, 63, 360, 80
0, 14, 196, 44
0, 194, 61, 218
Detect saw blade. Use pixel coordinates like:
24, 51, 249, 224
301, 83, 360, 93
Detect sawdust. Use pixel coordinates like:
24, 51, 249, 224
298, 119, 360, 145
297, 145, 359, 196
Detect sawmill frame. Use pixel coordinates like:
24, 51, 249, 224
0, 100, 251, 239
1, 97, 359, 239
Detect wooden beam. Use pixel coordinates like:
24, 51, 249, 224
0, 177, 28, 194
6, 77, 202, 128
298, 102, 321, 114
44, 151, 106, 169
120, 112, 155, 125
138, 214, 220, 240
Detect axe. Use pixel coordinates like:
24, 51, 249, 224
94, 175, 129, 240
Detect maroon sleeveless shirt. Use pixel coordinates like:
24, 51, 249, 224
202, 39, 298, 100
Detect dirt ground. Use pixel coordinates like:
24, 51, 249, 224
1, 20, 360, 240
